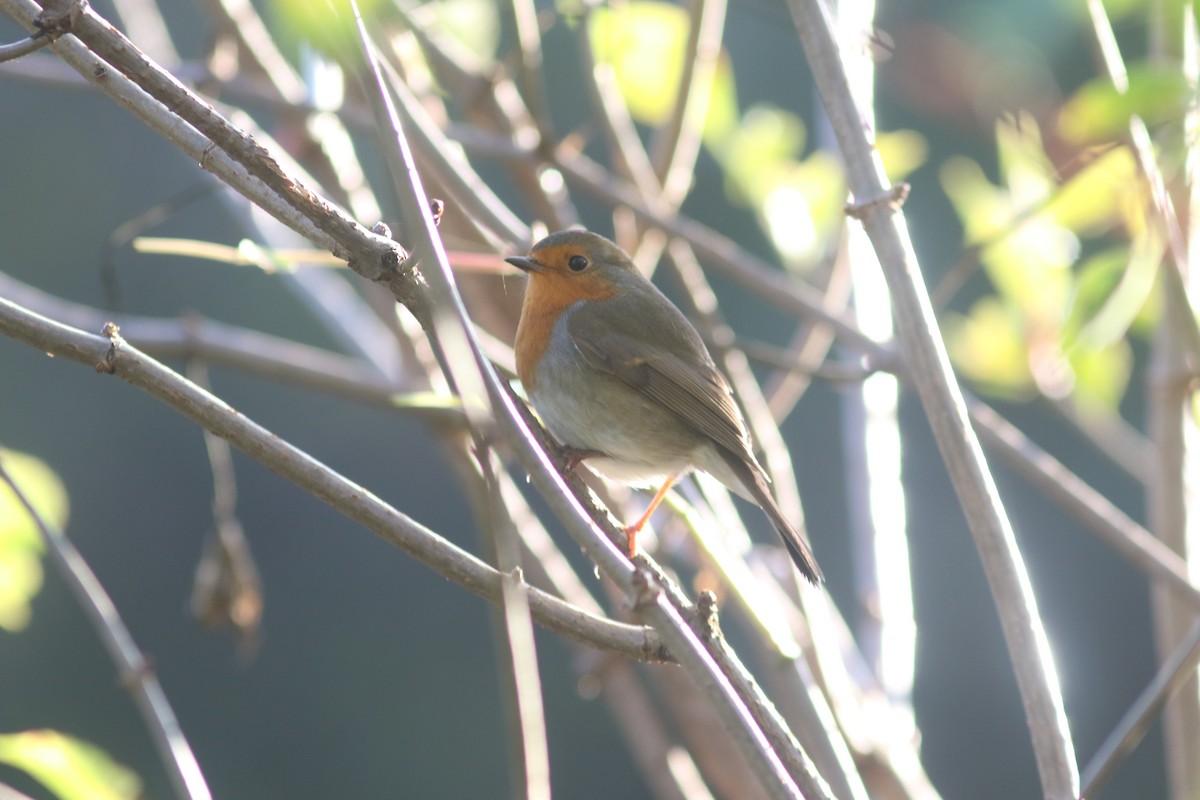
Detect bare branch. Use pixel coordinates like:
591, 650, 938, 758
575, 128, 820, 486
786, 0, 1080, 795
0, 450, 212, 800
0, 295, 669, 662
0, 29, 47, 61
1081, 617, 1200, 797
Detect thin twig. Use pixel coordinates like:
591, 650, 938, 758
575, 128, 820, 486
650, 0, 726, 204
1083, 3, 1200, 794
54, 2, 398, 274
392, 2, 578, 230
971, 402, 1200, 605
0, 450, 212, 800
1081, 616, 1200, 797
497, 473, 709, 800
352, 11, 554, 792
0, 29, 47, 61
0, 0, 383, 269
377, 52, 531, 246
0, 271, 431, 411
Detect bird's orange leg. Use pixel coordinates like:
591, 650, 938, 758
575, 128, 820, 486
624, 472, 682, 559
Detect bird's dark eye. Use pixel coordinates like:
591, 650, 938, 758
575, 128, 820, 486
568, 255, 589, 272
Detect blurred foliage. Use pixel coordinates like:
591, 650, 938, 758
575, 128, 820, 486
588, 0, 926, 269
1058, 66, 1194, 144
290, 0, 503, 62
0, 730, 141, 800
0, 449, 67, 632
269, 0, 396, 55
941, 113, 1155, 408
583, 0, 1192, 415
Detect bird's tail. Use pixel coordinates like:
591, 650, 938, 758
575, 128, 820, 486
719, 451, 824, 584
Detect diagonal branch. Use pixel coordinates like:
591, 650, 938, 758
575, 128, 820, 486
0, 294, 669, 663
0, 450, 212, 800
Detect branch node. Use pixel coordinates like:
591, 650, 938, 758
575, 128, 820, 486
845, 182, 910, 220
630, 567, 661, 612
33, 0, 85, 39
95, 321, 124, 373
695, 590, 722, 642
118, 653, 156, 691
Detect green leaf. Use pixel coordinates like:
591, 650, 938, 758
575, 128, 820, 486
995, 112, 1056, 206
1058, 66, 1194, 143
877, 129, 928, 182
946, 298, 1033, 398
270, 0, 388, 54
702, 53, 739, 149
758, 152, 845, 267
422, 0, 500, 61
1045, 146, 1136, 234
941, 116, 1079, 328
1067, 240, 1160, 348
979, 219, 1076, 324
0, 450, 67, 632
1069, 341, 1133, 411
720, 104, 807, 206
940, 156, 1014, 242
589, 2, 689, 126
0, 731, 141, 800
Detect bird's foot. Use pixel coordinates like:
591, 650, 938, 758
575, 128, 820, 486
557, 445, 605, 473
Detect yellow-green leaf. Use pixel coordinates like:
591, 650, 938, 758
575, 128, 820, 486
1046, 146, 1136, 234
0, 730, 141, 800
720, 104, 807, 205
1069, 341, 1133, 412
940, 156, 1014, 242
589, 2, 689, 126
1068, 240, 1160, 348
946, 298, 1033, 398
0, 450, 67, 632
979, 219, 1077, 325
269, 0, 387, 53
422, 0, 500, 61
877, 129, 928, 182
702, 53, 739, 149
759, 153, 845, 267
1058, 66, 1193, 143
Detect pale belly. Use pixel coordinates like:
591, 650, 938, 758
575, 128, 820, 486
529, 323, 699, 487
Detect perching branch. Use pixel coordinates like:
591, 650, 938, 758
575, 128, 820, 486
0, 294, 669, 663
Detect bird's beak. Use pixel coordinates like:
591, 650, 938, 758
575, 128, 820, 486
505, 255, 543, 273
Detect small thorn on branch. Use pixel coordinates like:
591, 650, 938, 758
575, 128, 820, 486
845, 182, 910, 220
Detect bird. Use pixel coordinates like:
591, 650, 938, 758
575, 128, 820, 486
506, 229, 823, 584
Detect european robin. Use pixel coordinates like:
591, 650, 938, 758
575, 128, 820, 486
507, 230, 823, 584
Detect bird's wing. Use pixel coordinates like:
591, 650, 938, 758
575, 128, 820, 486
566, 302, 752, 462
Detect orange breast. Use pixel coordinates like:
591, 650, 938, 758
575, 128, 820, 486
515, 272, 617, 391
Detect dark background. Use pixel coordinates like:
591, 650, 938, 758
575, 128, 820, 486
0, 0, 1163, 797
